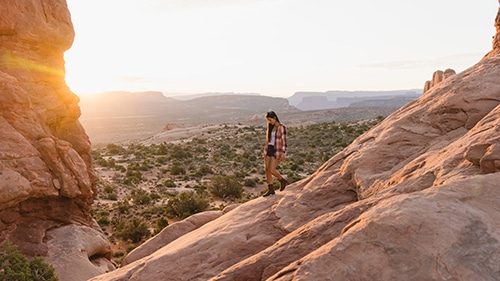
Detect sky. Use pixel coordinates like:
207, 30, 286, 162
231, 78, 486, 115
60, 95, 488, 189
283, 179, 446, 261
64, 0, 498, 98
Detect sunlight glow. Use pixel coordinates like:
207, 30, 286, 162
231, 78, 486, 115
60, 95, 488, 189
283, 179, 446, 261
4, 52, 64, 76
65, 0, 498, 97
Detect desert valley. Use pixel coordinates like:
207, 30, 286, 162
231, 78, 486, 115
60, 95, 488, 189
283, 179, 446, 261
1, 1, 500, 281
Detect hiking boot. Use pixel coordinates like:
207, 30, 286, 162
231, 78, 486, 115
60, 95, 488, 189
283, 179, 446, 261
263, 184, 275, 197
279, 178, 288, 191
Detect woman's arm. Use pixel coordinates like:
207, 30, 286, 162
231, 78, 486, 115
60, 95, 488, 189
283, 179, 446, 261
281, 125, 287, 153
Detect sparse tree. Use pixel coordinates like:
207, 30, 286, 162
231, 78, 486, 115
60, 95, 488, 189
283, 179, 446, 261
0, 241, 58, 281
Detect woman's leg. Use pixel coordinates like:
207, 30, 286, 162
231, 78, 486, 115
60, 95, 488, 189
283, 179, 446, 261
263, 156, 276, 196
270, 157, 288, 191
268, 157, 283, 180
264, 156, 273, 184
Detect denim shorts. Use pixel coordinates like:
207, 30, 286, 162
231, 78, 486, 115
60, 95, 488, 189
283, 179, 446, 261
266, 145, 275, 157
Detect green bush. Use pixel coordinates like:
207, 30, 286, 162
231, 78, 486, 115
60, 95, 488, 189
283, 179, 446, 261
131, 190, 151, 205
208, 175, 243, 199
0, 241, 58, 281
244, 178, 257, 187
106, 143, 125, 155
115, 218, 151, 243
165, 191, 209, 219
116, 199, 130, 214
170, 163, 186, 175
163, 179, 176, 187
154, 217, 169, 235
97, 216, 110, 226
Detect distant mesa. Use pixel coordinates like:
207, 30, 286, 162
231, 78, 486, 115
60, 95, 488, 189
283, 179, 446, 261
288, 89, 422, 111
78, 89, 421, 144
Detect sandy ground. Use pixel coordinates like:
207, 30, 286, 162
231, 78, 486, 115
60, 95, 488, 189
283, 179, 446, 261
140, 124, 233, 145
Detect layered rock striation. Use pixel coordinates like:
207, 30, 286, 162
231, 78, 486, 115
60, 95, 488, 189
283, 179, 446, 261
0, 0, 113, 280
91, 4, 500, 281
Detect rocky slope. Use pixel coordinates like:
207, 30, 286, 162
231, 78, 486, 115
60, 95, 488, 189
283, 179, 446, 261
0, 1, 114, 280
90, 4, 500, 281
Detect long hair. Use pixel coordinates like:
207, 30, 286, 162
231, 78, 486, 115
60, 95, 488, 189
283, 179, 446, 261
266, 111, 280, 142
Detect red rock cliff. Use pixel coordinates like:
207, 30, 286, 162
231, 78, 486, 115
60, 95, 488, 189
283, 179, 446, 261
0, 0, 113, 280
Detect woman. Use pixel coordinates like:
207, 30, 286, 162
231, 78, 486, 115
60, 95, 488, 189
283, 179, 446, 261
262, 111, 288, 197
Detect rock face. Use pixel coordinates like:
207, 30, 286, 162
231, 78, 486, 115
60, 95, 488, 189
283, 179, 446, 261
423, 68, 456, 93
91, 4, 500, 281
0, 0, 114, 280
489, 3, 500, 57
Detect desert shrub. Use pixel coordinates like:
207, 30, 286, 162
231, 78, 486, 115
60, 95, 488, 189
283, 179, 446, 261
140, 206, 165, 219
116, 199, 130, 214
244, 178, 257, 187
165, 191, 209, 219
103, 184, 114, 193
155, 157, 168, 165
197, 165, 213, 176
233, 171, 247, 179
170, 145, 191, 160
208, 175, 243, 200
123, 170, 142, 185
131, 190, 151, 205
115, 218, 151, 243
156, 144, 169, 155
0, 241, 58, 281
113, 251, 124, 258
170, 163, 186, 175
96, 158, 110, 167
154, 217, 169, 234
304, 154, 314, 162
289, 163, 299, 171
106, 143, 125, 155
97, 216, 110, 226
150, 192, 161, 201
114, 164, 126, 172
163, 179, 176, 187
105, 192, 118, 201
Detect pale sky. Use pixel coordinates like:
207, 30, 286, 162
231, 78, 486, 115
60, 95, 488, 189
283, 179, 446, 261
64, 0, 498, 98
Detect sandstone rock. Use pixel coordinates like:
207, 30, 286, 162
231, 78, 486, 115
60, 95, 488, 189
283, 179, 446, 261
90, 4, 500, 281
423, 80, 431, 93
0, 0, 113, 279
121, 210, 224, 266
268, 174, 500, 281
44, 224, 114, 281
423, 68, 456, 93
443, 68, 456, 78
488, 4, 500, 57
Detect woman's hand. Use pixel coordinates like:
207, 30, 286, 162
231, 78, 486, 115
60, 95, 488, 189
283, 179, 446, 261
278, 153, 286, 161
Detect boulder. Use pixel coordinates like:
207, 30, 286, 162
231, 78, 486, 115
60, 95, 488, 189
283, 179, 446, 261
0, 0, 114, 279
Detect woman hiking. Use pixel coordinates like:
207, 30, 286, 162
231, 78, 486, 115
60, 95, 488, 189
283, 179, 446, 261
262, 111, 288, 197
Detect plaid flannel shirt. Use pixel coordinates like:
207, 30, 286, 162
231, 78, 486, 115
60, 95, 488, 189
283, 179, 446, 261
264, 124, 287, 158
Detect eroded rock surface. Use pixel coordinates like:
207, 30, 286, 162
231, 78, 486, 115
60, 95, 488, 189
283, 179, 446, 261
90, 4, 500, 281
0, 0, 114, 280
